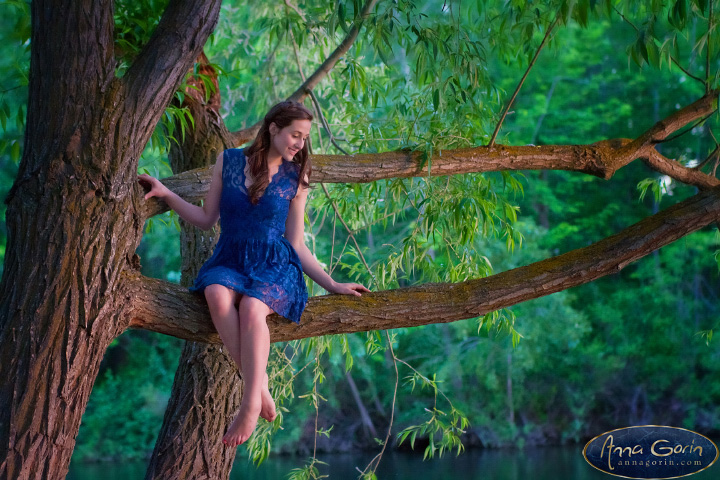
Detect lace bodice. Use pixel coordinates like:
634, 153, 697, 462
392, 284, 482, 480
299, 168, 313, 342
220, 148, 301, 239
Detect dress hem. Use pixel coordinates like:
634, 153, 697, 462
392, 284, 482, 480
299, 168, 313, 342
190, 281, 303, 325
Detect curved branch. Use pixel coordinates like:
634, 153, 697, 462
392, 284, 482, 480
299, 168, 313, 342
128, 184, 720, 343
643, 149, 720, 189
140, 92, 719, 220
229, 0, 380, 146
623, 91, 718, 153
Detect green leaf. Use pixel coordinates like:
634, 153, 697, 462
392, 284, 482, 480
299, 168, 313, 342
0, 102, 6, 131
692, 0, 708, 13
10, 140, 20, 163
636, 36, 649, 64
669, 0, 688, 31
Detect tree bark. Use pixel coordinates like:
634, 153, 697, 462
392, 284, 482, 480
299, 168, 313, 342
0, 1, 221, 478
146, 62, 242, 480
128, 183, 720, 343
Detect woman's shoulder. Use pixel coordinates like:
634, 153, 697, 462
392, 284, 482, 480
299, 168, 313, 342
221, 148, 246, 170
223, 148, 246, 160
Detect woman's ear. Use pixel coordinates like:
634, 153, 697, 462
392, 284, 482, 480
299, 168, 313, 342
269, 122, 278, 136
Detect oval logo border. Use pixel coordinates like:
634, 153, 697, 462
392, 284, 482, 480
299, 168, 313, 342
583, 425, 719, 479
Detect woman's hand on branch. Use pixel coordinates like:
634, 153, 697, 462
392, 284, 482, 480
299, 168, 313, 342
137, 169, 221, 231
330, 282, 371, 297
138, 173, 170, 200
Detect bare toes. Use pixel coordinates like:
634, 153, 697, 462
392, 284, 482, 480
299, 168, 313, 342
223, 408, 260, 446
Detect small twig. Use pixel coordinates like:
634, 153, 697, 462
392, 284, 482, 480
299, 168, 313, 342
308, 88, 352, 155
658, 112, 715, 144
693, 145, 720, 171
287, 19, 307, 83
710, 130, 720, 176
359, 331, 399, 478
0, 84, 23, 94
284, 0, 307, 21
312, 352, 320, 466
394, 357, 456, 406
708, 1, 713, 93
673, 57, 706, 85
489, 15, 559, 147
320, 183, 378, 286
349, 207, 412, 235
614, 6, 705, 85
328, 205, 337, 273
693, 126, 720, 171
287, 22, 350, 157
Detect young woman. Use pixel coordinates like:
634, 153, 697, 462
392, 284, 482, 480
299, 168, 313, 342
139, 101, 369, 446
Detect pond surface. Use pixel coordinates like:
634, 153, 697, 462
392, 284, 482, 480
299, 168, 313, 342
68, 444, 719, 479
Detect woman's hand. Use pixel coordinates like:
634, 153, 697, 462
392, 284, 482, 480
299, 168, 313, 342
329, 282, 371, 297
138, 173, 170, 200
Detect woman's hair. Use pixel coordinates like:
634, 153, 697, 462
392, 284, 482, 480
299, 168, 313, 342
245, 101, 313, 204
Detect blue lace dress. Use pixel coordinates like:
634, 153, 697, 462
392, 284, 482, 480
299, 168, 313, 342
190, 148, 308, 324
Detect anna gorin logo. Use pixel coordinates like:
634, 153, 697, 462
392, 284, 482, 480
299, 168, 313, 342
583, 426, 718, 479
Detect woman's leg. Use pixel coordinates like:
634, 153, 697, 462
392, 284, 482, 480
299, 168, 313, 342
204, 286, 276, 429
204, 284, 242, 363
222, 294, 274, 446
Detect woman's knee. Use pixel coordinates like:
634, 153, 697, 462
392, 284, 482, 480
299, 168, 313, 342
238, 296, 273, 321
204, 284, 234, 306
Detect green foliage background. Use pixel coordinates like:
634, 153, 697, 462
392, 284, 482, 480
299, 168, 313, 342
1, 0, 719, 472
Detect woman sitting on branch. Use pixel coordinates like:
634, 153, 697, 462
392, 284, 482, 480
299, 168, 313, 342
139, 101, 369, 446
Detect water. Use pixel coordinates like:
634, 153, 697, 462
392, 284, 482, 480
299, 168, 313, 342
67, 444, 719, 479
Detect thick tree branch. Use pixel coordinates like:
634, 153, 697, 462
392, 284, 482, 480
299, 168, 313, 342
121, 0, 222, 124
128, 184, 720, 343
142, 92, 719, 220
229, 0, 380, 146
20, 0, 115, 176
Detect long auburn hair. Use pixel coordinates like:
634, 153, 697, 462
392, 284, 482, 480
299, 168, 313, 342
245, 101, 313, 204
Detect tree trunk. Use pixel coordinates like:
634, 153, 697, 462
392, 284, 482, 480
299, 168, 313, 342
0, 1, 221, 478
146, 79, 242, 479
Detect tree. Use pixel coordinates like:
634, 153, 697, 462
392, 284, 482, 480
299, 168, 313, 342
2, 1, 720, 479
0, 1, 222, 478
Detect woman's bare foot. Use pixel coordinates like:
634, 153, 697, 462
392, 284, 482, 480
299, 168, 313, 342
223, 398, 261, 447
260, 373, 277, 422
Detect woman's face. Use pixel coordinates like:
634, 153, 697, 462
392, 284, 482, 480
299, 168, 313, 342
270, 119, 312, 161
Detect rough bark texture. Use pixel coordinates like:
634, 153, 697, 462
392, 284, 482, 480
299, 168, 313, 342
0, 1, 221, 478
129, 183, 720, 343
145, 341, 241, 480
145, 62, 242, 480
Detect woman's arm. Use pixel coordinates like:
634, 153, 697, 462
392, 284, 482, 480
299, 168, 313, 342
285, 179, 370, 296
138, 152, 224, 230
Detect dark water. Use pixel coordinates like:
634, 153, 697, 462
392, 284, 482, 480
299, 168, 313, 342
67, 444, 719, 479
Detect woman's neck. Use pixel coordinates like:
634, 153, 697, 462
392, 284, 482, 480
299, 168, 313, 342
266, 148, 283, 168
